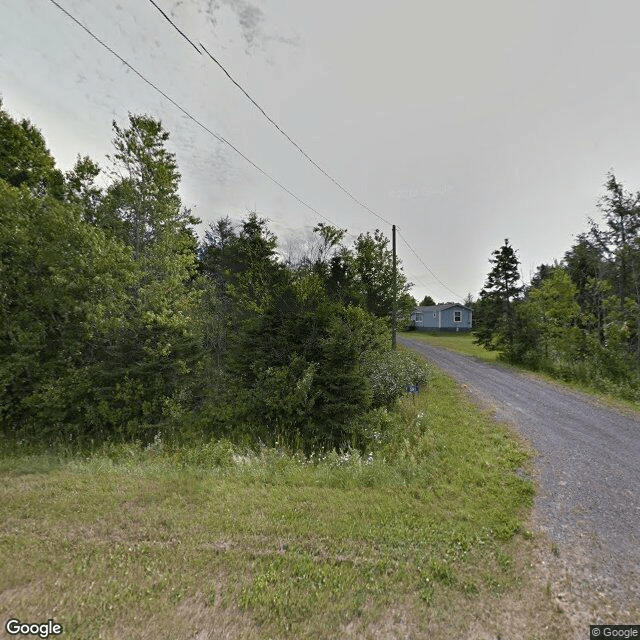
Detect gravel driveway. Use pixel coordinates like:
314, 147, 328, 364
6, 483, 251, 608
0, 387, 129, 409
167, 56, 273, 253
400, 336, 640, 621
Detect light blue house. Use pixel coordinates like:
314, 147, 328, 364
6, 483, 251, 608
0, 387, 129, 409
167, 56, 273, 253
410, 304, 473, 332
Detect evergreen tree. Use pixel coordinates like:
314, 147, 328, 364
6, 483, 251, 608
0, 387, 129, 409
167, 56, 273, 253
419, 295, 436, 306
564, 233, 607, 342
197, 213, 288, 376
0, 102, 431, 448
596, 174, 640, 363
474, 239, 523, 358
227, 275, 390, 450
199, 213, 284, 306
597, 173, 640, 307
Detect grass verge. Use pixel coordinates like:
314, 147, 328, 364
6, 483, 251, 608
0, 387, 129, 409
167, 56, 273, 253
399, 330, 498, 362
0, 368, 571, 639
400, 330, 640, 415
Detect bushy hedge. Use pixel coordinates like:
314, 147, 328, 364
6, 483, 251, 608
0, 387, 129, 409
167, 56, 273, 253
361, 348, 430, 408
0, 104, 431, 452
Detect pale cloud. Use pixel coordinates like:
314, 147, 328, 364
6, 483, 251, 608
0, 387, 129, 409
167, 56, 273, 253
5, 0, 640, 302
178, 0, 299, 54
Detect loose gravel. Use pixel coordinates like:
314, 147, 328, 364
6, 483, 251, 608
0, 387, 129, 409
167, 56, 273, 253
400, 336, 640, 628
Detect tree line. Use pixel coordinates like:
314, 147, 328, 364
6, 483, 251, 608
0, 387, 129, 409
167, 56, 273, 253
474, 175, 640, 401
0, 103, 427, 450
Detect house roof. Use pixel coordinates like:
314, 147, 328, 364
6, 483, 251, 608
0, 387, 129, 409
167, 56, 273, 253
413, 304, 472, 312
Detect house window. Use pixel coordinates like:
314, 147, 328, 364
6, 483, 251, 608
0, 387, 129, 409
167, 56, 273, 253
433, 312, 436, 317
454, 311, 461, 322
414, 313, 423, 323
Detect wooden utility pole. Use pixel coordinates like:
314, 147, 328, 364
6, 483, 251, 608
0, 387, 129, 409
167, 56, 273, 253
392, 224, 397, 349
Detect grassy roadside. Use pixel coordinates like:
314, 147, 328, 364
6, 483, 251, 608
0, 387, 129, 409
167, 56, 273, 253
0, 367, 570, 640
400, 330, 640, 415
399, 330, 498, 362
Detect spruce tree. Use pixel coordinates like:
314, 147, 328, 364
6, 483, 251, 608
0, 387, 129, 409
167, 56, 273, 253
474, 239, 523, 358
419, 295, 436, 306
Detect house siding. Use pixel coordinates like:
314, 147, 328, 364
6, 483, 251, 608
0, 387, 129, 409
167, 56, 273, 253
410, 304, 472, 332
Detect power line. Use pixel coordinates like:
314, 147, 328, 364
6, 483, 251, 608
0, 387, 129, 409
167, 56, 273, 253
48, 0, 340, 230
197, 42, 393, 227
147, 0, 202, 55
145, 1, 391, 226
397, 229, 464, 300
144, 2, 462, 300
52, 0, 462, 300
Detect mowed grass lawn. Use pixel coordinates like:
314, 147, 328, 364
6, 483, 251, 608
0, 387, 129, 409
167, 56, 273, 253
0, 368, 570, 639
399, 330, 499, 362
400, 330, 640, 416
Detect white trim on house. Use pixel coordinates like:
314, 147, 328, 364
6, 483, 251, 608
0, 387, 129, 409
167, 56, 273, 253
411, 303, 473, 331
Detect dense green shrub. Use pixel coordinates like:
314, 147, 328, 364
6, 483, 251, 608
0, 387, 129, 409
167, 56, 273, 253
361, 348, 430, 408
1, 104, 428, 451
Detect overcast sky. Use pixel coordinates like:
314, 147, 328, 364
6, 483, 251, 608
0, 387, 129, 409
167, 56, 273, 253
3, 0, 640, 302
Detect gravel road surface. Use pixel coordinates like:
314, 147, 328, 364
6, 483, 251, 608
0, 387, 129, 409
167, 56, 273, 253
400, 336, 640, 619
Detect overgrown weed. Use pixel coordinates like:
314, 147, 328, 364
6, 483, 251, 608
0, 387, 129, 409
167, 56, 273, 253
0, 368, 560, 639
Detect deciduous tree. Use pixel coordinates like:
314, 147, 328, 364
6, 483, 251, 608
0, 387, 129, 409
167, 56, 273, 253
0, 100, 65, 199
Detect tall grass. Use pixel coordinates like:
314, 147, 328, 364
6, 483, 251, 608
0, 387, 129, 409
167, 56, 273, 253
0, 368, 571, 639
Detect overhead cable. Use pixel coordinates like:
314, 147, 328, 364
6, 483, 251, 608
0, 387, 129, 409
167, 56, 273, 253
397, 229, 463, 300
48, 0, 341, 229
146, 1, 461, 300
198, 42, 393, 227
52, 0, 461, 300
144, 0, 391, 226
147, 0, 202, 55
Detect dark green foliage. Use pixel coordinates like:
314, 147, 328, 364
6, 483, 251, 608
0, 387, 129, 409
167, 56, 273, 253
514, 268, 580, 368
485, 175, 640, 400
528, 263, 555, 290
196, 218, 423, 451
1, 103, 428, 451
419, 294, 436, 306
308, 223, 359, 304
199, 213, 286, 309
226, 276, 394, 450
0, 179, 136, 438
0, 101, 65, 200
473, 239, 523, 360
0, 109, 202, 443
482, 240, 522, 299
597, 173, 640, 306
65, 155, 103, 223
87, 115, 202, 439
283, 224, 414, 322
